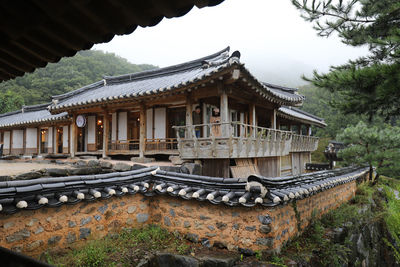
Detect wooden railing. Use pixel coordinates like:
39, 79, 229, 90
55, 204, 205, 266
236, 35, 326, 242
108, 138, 178, 153
108, 139, 139, 151
290, 134, 319, 152
173, 122, 293, 159
145, 138, 178, 152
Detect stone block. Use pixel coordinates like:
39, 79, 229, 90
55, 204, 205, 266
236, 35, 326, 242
99, 161, 113, 169
6, 229, 30, 243
164, 216, 172, 226
44, 168, 68, 177
48, 235, 62, 245
80, 217, 92, 226
216, 222, 227, 230
26, 240, 43, 252
185, 233, 199, 243
127, 206, 137, 214
131, 157, 155, 164
259, 225, 272, 234
79, 228, 91, 239
137, 213, 149, 223
87, 160, 100, 167
16, 171, 42, 180
113, 162, 131, 172
256, 237, 274, 247
66, 232, 76, 244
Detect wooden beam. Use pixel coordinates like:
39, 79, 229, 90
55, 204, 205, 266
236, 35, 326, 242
139, 103, 146, 158
220, 85, 229, 137
249, 103, 256, 137
71, 114, 77, 158
270, 109, 277, 129
102, 110, 109, 158
185, 93, 193, 138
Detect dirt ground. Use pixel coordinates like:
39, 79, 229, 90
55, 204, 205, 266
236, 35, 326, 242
0, 162, 71, 176
0, 158, 174, 176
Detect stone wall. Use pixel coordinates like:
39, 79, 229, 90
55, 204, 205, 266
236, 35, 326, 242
0, 180, 357, 257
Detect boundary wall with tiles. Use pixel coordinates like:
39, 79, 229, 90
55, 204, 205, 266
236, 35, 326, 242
0, 179, 357, 257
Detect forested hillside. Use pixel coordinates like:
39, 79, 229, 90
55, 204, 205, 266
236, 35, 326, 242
298, 84, 363, 138
0, 50, 156, 113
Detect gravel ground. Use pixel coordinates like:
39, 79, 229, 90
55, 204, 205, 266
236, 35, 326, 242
0, 162, 71, 176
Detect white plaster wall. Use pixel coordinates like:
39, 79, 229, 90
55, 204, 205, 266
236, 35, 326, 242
26, 128, 37, 148
112, 112, 117, 141
154, 108, 166, 139
48, 127, 53, 149
12, 130, 24, 149
87, 116, 96, 144
3, 131, 10, 149
118, 112, 127, 141
146, 108, 153, 139
63, 126, 69, 148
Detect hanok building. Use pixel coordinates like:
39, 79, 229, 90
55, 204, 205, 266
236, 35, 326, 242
0, 47, 326, 177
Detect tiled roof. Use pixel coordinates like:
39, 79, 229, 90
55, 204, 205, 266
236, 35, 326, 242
49, 47, 304, 112
278, 106, 327, 128
0, 166, 368, 214
0, 0, 225, 82
0, 103, 69, 129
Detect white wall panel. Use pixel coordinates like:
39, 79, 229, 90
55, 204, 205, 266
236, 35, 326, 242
3, 131, 10, 149
12, 130, 24, 148
48, 127, 53, 149
63, 126, 69, 148
118, 112, 127, 141
87, 116, 96, 144
26, 128, 37, 148
154, 108, 166, 139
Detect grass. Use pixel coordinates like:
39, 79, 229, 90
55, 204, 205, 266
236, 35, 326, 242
378, 177, 400, 263
44, 225, 192, 267
272, 179, 397, 266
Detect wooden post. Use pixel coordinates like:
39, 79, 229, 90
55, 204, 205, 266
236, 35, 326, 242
102, 111, 109, 158
220, 88, 229, 137
139, 103, 146, 158
249, 104, 256, 137
185, 94, 193, 138
270, 109, 277, 129
71, 114, 77, 158
23, 128, 26, 155
202, 102, 207, 137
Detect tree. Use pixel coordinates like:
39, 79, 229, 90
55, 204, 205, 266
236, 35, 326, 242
0, 50, 157, 112
337, 121, 400, 182
0, 90, 24, 114
292, 0, 400, 121
299, 84, 365, 138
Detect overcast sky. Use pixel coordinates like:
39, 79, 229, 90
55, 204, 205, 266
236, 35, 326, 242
93, 0, 368, 87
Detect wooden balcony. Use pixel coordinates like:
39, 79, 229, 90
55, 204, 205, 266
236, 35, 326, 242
290, 134, 319, 152
173, 122, 293, 159
107, 138, 178, 155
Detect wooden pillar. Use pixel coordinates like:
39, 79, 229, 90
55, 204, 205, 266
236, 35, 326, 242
220, 89, 229, 137
202, 102, 207, 137
37, 128, 40, 154
71, 114, 77, 158
139, 103, 146, 158
102, 111, 109, 158
249, 103, 256, 137
270, 109, 277, 129
23, 128, 26, 155
185, 94, 193, 138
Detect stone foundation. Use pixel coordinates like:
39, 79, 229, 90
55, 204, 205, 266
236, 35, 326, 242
0, 180, 357, 257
